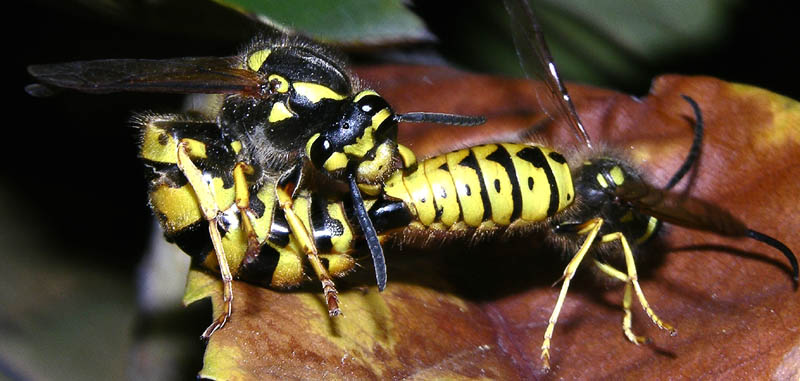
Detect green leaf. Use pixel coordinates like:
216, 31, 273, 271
536, 0, 740, 87
213, 0, 433, 45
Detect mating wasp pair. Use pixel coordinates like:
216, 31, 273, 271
27, 1, 798, 373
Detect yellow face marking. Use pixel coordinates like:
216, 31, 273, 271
293, 82, 346, 103
342, 125, 375, 158
247, 48, 271, 71
323, 152, 348, 172
371, 108, 391, 130
610, 166, 625, 186
342, 108, 391, 158
268, 101, 295, 123
267, 74, 289, 93
397, 144, 417, 168
356, 141, 395, 183
353, 90, 379, 102
357, 183, 382, 197
423, 155, 460, 227
446, 149, 484, 227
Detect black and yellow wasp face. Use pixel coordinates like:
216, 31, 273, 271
222, 37, 355, 163
218, 37, 394, 179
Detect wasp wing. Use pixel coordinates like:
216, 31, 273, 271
503, 0, 593, 149
614, 177, 748, 237
616, 175, 798, 280
27, 56, 261, 96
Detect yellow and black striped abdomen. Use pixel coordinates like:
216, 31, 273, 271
384, 143, 574, 230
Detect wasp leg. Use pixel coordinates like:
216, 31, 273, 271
601, 232, 676, 335
594, 260, 647, 344
175, 141, 234, 338
541, 217, 603, 371
274, 177, 341, 316
232, 162, 260, 258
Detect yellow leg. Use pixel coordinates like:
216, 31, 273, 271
232, 163, 260, 258
541, 217, 603, 371
203, 220, 234, 338
176, 141, 234, 338
600, 232, 676, 335
594, 260, 647, 344
274, 181, 341, 316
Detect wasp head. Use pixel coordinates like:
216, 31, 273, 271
574, 157, 660, 244
305, 90, 413, 187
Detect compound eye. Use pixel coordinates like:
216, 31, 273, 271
356, 97, 379, 115
306, 133, 348, 172
353, 91, 389, 116
308, 134, 332, 162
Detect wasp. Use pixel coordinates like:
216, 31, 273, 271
27, 33, 485, 338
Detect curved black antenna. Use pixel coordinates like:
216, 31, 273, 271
665, 95, 704, 190
395, 112, 486, 126
747, 229, 799, 284
502, 0, 594, 150
347, 172, 387, 291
